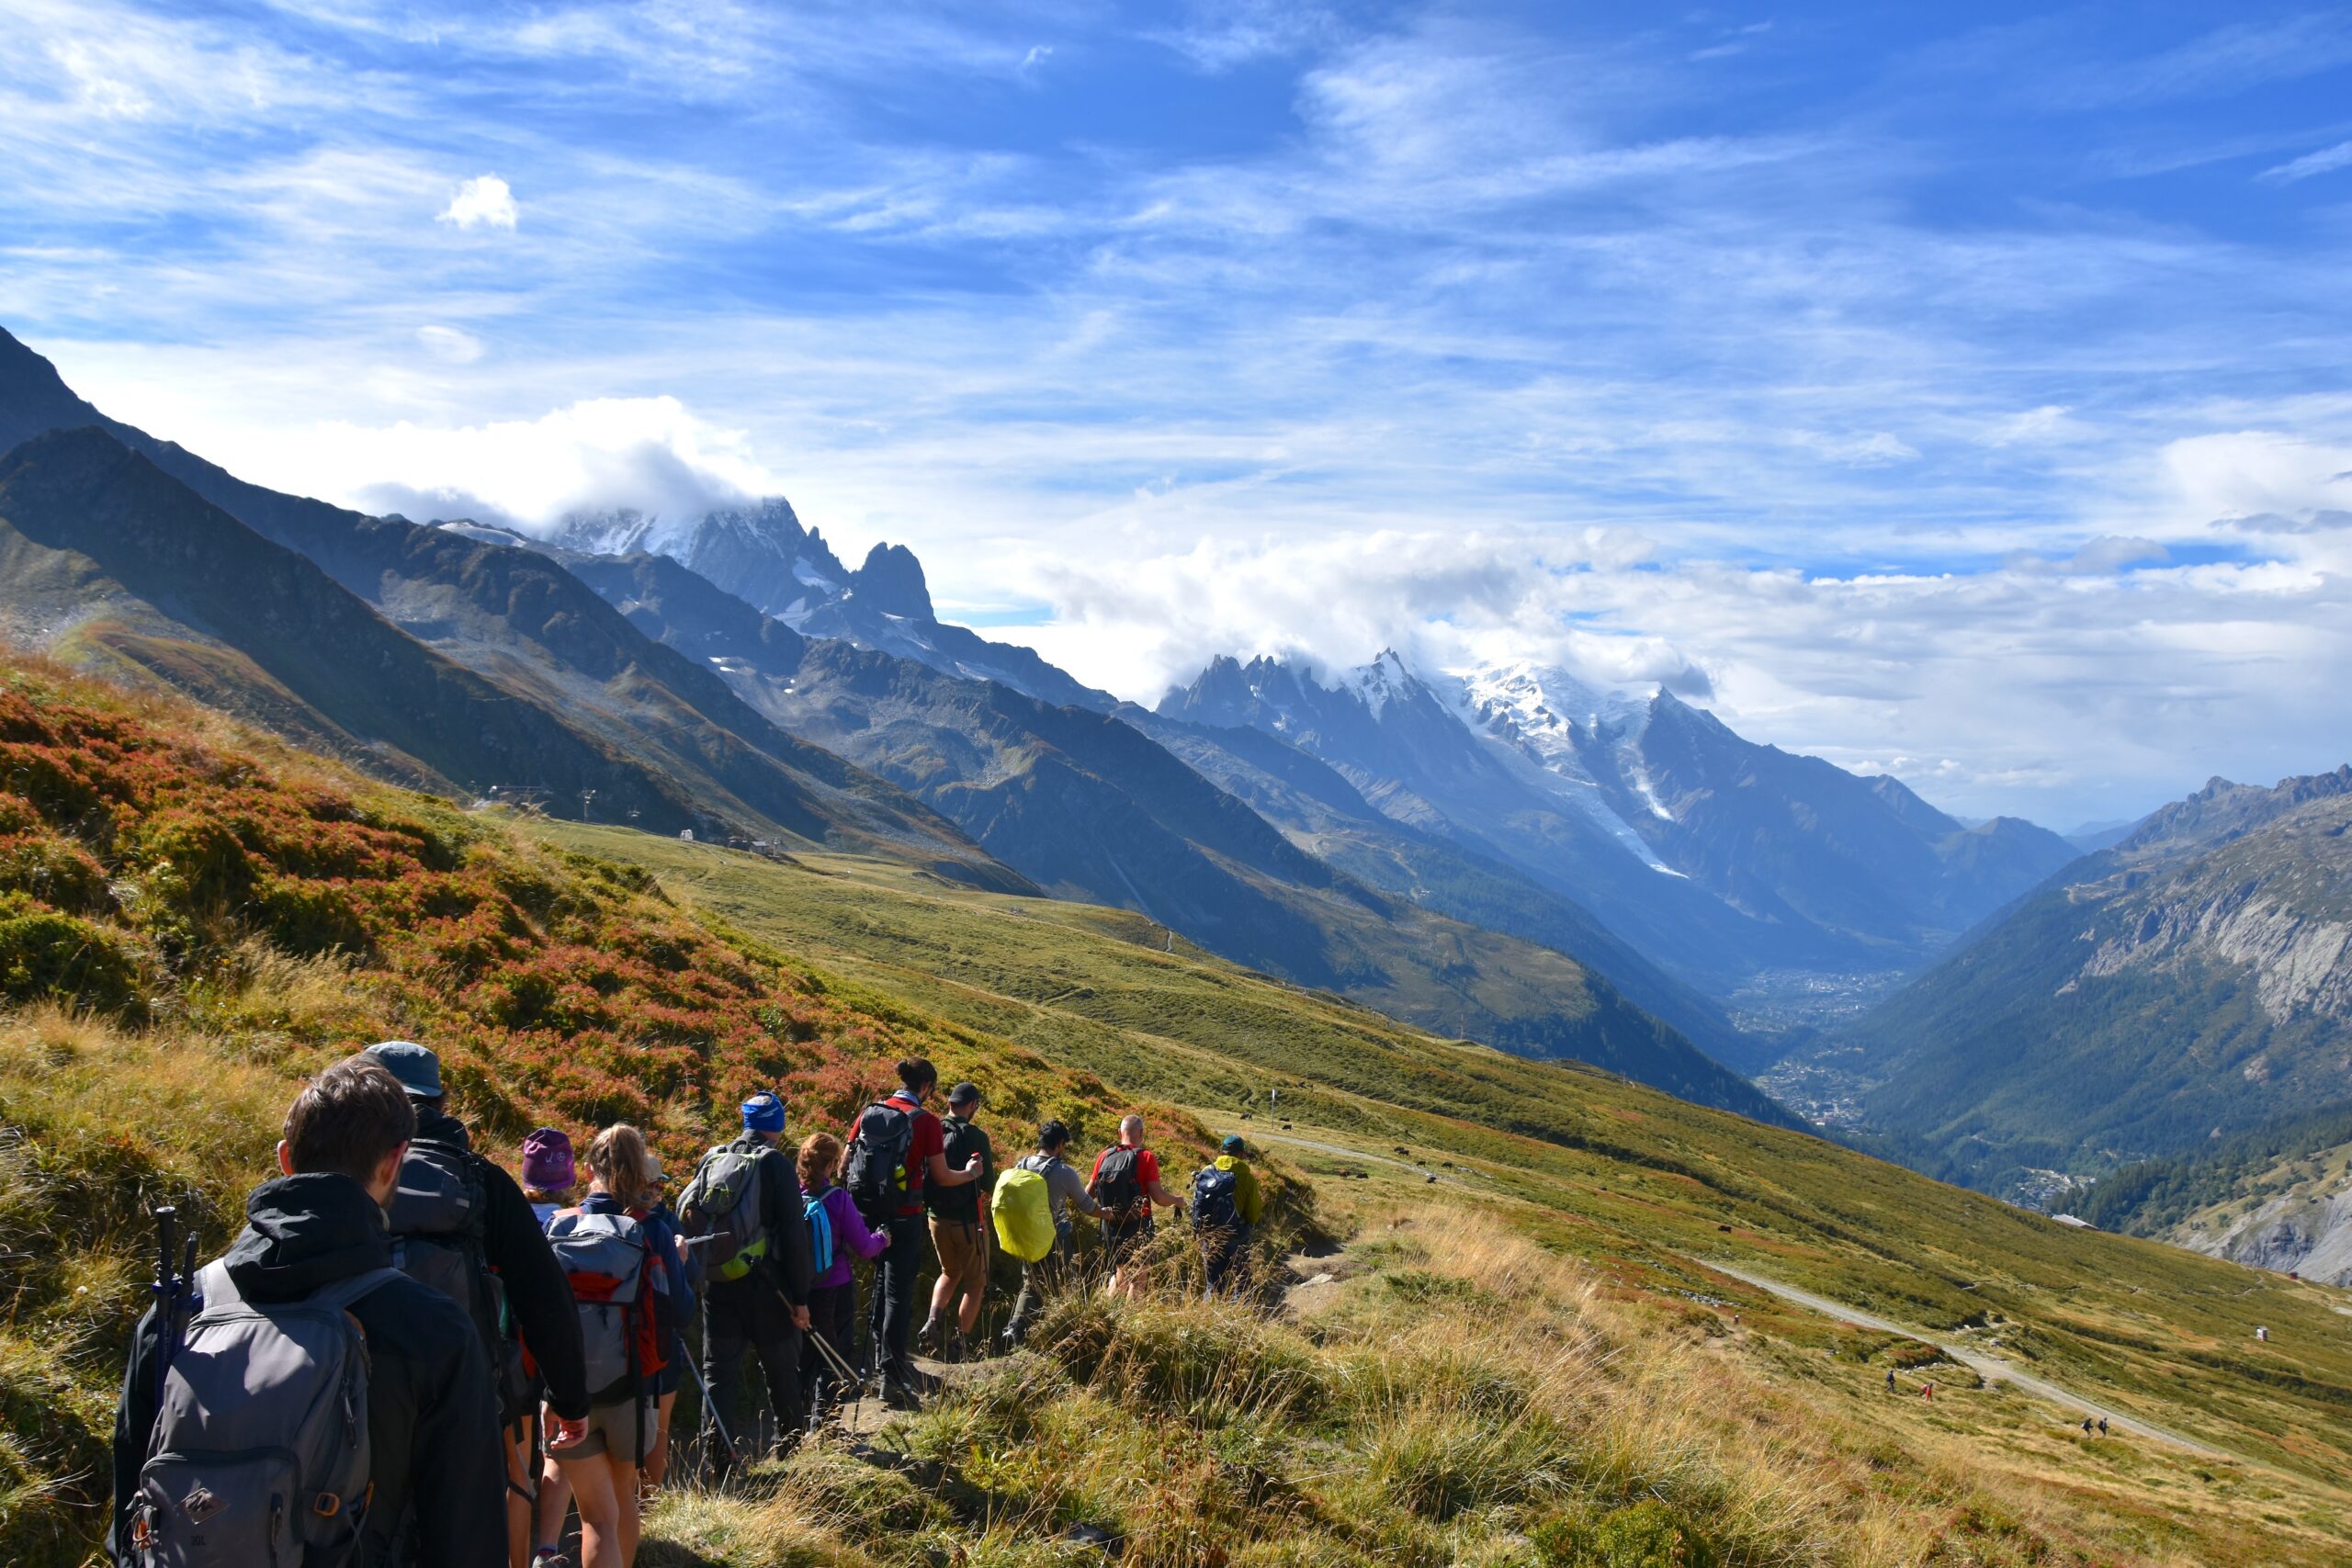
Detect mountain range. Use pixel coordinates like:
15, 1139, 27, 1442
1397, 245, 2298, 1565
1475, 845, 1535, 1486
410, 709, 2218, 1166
1826, 765, 2352, 1198
0, 326, 1781, 1122
1159, 651, 2079, 1019
0, 330, 1023, 887
51, 321, 2341, 1169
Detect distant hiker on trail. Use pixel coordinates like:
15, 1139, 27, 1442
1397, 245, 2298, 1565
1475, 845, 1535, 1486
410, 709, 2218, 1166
365, 1042, 587, 1568
677, 1090, 815, 1467
2082, 1417, 2095, 1435
842, 1058, 982, 1404
540, 1124, 673, 1568
2098, 1417, 2109, 1437
1090, 1113, 1187, 1300
108, 1055, 505, 1568
797, 1132, 888, 1422
630, 1154, 695, 1492
1922, 1382, 1934, 1402
1193, 1134, 1266, 1299
1884, 1369, 1896, 1393
997, 1119, 1102, 1347
921, 1082, 996, 1363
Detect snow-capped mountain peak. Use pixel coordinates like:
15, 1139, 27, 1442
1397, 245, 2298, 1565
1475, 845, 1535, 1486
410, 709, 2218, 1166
1337, 648, 1422, 719
1456, 660, 1655, 757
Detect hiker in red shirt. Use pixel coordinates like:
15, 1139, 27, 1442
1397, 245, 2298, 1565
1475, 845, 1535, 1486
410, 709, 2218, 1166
841, 1058, 979, 1405
1088, 1113, 1186, 1300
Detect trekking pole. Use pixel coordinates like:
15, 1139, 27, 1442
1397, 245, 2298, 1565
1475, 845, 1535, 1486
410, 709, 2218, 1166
150, 1205, 198, 1394
674, 1335, 740, 1469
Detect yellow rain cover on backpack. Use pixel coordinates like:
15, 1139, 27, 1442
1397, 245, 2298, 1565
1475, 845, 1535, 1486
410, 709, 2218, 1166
992, 1166, 1056, 1262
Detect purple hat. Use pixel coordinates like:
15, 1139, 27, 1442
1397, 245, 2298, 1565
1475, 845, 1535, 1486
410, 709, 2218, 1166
521, 1127, 575, 1191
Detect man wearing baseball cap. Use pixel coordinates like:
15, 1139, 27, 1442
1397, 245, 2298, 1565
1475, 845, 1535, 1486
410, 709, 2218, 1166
361, 1042, 587, 1568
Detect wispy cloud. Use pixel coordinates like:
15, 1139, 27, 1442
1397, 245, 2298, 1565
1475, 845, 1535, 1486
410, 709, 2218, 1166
2258, 138, 2352, 184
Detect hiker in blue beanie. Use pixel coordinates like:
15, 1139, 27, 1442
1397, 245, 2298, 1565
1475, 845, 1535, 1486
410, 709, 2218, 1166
673, 1089, 815, 1467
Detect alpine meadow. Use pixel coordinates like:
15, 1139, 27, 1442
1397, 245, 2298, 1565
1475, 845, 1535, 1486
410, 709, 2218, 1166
5, 6, 2352, 1568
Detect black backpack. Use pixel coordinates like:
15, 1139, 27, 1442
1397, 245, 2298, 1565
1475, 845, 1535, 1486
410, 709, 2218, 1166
1090, 1145, 1144, 1224
842, 1100, 916, 1222
1192, 1166, 1240, 1230
929, 1118, 989, 1220
386, 1141, 522, 1414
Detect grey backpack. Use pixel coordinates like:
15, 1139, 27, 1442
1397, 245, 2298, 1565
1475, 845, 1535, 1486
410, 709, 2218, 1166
545, 1208, 658, 1402
130, 1260, 403, 1567
677, 1145, 770, 1282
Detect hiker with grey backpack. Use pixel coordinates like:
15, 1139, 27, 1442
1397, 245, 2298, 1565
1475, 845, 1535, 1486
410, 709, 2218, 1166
108, 1055, 505, 1568
538, 1125, 675, 1568
676, 1090, 814, 1466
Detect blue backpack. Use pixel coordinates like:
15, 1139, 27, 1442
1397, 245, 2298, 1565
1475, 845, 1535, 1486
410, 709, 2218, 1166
804, 1190, 835, 1277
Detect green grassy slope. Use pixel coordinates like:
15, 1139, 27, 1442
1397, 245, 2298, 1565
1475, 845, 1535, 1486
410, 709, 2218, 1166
537, 818, 2352, 1493
2, 658, 2348, 1565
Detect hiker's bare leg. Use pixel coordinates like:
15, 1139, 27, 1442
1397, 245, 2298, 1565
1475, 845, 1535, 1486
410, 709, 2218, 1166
562, 1451, 621, 1568
641, 1391, 677, 1490
535, 1450, 573, 1555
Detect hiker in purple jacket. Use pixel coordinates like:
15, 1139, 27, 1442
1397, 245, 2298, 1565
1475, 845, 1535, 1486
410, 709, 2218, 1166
797, 1131, 888, 1423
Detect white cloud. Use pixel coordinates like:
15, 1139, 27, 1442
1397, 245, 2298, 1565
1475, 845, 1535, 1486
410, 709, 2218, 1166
414, 324, 483, 364
253, 396, 777, 532
2160, 431, 2352, 522
437, 173, 517, 231
2258, 139, 2352, 184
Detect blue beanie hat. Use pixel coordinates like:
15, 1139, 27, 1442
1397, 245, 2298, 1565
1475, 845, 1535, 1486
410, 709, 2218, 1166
741, 1091, 786, 1134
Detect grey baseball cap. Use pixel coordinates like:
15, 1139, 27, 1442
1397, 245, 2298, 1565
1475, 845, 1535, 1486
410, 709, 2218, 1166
363, 1040, 443, 1099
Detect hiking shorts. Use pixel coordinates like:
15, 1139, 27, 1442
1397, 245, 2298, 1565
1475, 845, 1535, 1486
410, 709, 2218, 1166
930, 1216, 989, 1292
1104, 1215, 1154, 1265
548, 1395, 658, 1466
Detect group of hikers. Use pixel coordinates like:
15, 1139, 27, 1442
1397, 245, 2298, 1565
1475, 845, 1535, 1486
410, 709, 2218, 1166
107, 1047, 1267, 1568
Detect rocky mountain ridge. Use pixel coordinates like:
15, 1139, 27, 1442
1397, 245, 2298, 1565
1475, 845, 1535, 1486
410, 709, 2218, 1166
1159, 648, 2078, 1018
1839, 767, 2352, 1198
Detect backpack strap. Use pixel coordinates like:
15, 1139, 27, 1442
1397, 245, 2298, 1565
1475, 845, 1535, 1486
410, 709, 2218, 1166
195, 1258, 239, 1311
311, 1266, 409, 1315
188, 1262, 404, 1317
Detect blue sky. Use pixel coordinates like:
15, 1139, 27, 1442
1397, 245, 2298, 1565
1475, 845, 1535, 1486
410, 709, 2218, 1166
5, 0, 2350, 826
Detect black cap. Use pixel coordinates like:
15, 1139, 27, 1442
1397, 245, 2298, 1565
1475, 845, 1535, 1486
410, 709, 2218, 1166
947, 1081, 981, 1107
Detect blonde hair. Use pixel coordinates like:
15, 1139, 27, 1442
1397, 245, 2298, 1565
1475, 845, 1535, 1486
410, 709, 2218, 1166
798, 1131, 843, 1191
586, 1123, 655, 1210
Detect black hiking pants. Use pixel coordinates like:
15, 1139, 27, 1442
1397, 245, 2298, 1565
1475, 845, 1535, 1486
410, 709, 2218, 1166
1201, 1224, 1245, 1299
1006, 1225, 1074, 1342
867, 1213, 927, 1378
703, 1277, 803, 1467
800, 1281, 858, 1415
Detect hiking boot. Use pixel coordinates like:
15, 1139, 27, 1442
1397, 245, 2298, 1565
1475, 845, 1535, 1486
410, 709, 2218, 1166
945, 1329, 968, 1365
915, 1317, 944, 1357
